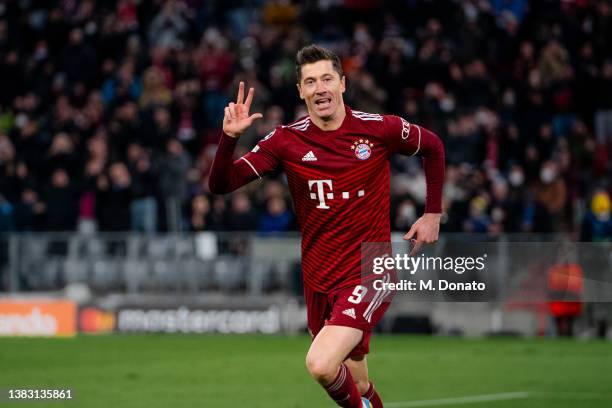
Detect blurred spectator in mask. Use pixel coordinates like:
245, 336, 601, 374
534, 161, 567, 230
581, 190, 612, 241
489, 179, 510, 233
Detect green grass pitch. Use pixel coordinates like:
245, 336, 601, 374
1, 334, 611, 407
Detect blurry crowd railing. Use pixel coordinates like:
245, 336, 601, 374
0, 231, 302, 294
4, 231, 610, 300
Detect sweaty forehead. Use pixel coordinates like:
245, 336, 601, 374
300, 60, 339, 81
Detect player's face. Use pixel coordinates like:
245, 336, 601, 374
297, 60, 346, 121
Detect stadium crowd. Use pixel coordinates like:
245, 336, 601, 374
0, 0, 611, 240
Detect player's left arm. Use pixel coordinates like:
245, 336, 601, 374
383, 115, 445, 255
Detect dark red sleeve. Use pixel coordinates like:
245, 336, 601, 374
208, 130, 281, 194
383, 115, 445, 213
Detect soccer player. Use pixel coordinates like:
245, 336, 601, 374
209, 45, 445, 408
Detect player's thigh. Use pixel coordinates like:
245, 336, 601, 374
306, 325, 363, 378
345, 354, 369, 394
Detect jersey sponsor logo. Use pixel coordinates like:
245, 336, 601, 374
400, 117, 412, 140
302, 151, 317, 161
308, 179, 333, 209
342, 308, 356, 319
352, 110, 383, 121
351, 139, 374, 160
308, 179, 365, 209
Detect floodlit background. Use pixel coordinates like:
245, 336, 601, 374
0, 0, 611, 407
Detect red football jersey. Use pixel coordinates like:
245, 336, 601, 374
228, 106, 444, 293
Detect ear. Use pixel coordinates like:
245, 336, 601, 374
297, 83, 305, 100
340, 76, 346, 93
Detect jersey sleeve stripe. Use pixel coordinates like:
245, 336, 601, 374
411, 125, 422, 156
352, 111, 383, 121
239, 157, 261, 179
289, 117, 309, 127
289, 118, 311, 131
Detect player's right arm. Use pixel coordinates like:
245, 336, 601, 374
208, 82, 280, 194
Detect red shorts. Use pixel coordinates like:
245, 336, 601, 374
304, 272, 394, 357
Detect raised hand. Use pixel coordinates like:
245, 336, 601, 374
223, 81, 263, 138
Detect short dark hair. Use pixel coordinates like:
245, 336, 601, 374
295, 45, 343, 83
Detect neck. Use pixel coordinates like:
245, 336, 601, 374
309, 104, 346, 131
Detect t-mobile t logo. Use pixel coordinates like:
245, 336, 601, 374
308, 179, 333, 209
308, 179, 365, 209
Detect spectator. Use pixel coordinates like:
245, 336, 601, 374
139, 66, 172, 109
13, 188, 44, 231
227, 192, 258, 231
159, 139, 191, 231
96, 163, 132, 231
127, 144, 158, 233
189, 194, 211, 231
463, 195, 490, 233
148, 0, 189, 49
594, 60, 612, 155
259, 197, 293, 235
207, 195, 228, 231
59, 28, 97, 86
534, 161, 568, 231
581, 190, 612, 242
44, 169, 79, 231
0, 194, 14, 231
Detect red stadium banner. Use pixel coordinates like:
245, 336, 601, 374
0, 299, 77, 337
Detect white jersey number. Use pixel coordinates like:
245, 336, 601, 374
348, 285, 368, 304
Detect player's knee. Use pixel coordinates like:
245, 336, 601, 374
354, 378, 369, 395
305, 355, 337, 384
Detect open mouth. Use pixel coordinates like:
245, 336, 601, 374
314, 98, 332, 109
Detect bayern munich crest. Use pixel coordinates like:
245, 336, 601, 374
351, 139, 374, 160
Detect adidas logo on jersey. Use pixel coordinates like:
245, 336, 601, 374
342, 308, 356, 319
302, 151, 317, 161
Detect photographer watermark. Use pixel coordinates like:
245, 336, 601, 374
361, 241, 612, 302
